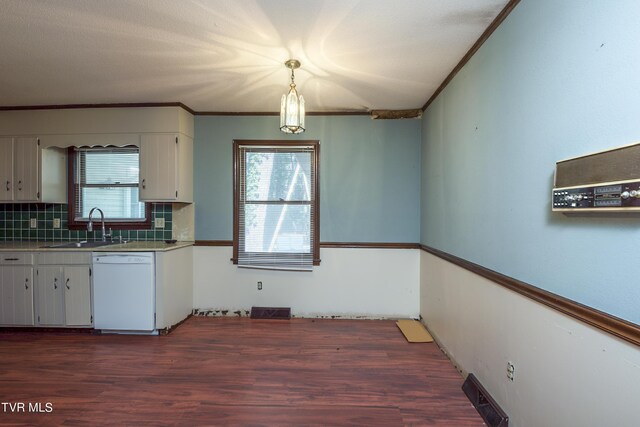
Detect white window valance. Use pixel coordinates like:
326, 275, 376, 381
38, 133, 140, 149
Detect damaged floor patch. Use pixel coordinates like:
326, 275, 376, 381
396, 319, 434, 343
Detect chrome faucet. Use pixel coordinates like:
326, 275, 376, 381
87, 207, 109, 241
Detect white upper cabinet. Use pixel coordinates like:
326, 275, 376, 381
139, 134, 193, 202
0, 106, 194, 204
14, 137, 40, 201
0, 137, 66, 203
0, 138, 14, 200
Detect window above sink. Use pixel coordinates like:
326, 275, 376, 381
67, 147, 152, 230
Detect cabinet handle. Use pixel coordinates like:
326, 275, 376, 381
4, 258, 19, 261
65, 278, 70, 290
25, 278, 29, 290
5, 180, 9, 191
142, 179, 146, 189
54, 277, 58, 290
17, 180, 22, 191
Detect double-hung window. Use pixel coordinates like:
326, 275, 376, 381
67, 146, 151, 229
233, 140, 320, 270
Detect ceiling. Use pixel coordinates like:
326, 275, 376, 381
0, 0, 509, 113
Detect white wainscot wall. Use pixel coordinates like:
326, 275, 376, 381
194, 246, 420, 318
420, 251, 640, 427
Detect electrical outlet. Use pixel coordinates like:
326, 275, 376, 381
52, 218, 61, 229
257, 281, 262, 290
154, 218, 165, 228
507, 362, 515, 381
30, 218, 37, 228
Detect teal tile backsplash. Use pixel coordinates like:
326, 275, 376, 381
0, 203, 172, 242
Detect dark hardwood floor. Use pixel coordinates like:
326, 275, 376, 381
0, 317, 484, 426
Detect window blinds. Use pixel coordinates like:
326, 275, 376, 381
237, 145, 316, 271
74, 147, 145, 221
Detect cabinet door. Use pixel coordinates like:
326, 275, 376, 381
14, 137, 40, 201
64, 266, 92, 326
0, 267, 11, 324
139, 134, 178, 201
14, 268, 34, 326
0, 266, 34, 326
0, 138, 14, 201
36, 266, 64, 325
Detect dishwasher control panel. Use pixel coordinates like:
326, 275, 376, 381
93, 255, 151, 263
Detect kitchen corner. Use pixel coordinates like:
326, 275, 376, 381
0, 240, 194, 335
0, 107, 196, 335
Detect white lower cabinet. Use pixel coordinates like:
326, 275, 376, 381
36, 266, 65, 325
2, 247, 194, 331
36, 252, 93, 327
63, 266, 92, 326
0, 266, 34, 326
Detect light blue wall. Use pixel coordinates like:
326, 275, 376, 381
195, 115, 421, 243
421, 0, 640, 324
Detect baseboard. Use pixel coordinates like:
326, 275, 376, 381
192, 308, 413, 320
419, 317, 468, 378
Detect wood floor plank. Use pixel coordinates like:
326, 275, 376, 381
0, 317, 483, 426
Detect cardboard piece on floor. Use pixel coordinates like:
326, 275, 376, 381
396, 319, 433, 343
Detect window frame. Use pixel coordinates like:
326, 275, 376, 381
233, 140, 320, 267
66, 146, 152, 230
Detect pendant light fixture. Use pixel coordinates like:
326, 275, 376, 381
280, 59, 305, 134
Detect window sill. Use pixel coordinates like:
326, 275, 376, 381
230, 258, 321, 266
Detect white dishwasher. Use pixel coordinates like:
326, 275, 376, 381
92, 252, 155, 333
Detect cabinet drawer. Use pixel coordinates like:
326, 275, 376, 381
0, 253, 34, 265
38, 252, 92, 265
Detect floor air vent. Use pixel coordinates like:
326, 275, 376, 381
250, 307, 291, 319
462, 373, 508, 427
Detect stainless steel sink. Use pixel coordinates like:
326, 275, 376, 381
41, 240, 121, 249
